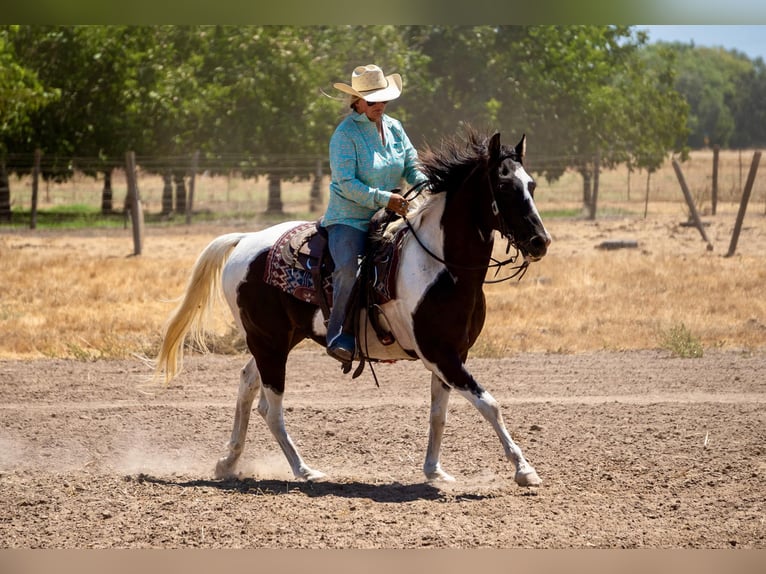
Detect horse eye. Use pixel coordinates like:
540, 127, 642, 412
528, 180, 537, 195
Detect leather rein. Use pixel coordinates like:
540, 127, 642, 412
400, 160, 529, 283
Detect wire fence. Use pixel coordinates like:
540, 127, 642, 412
2, 148, 765, 220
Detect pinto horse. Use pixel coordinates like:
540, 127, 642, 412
155, 129, 551, 487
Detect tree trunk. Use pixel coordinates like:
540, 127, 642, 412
161, 171, 173, 215
174, 172, 187, 215
587, 150, 600, 221
266, 173, 283, 214
309, 158, 323, 213
101, 168, 113, 214
0, 157, 10, 223
581, 168, 592, 212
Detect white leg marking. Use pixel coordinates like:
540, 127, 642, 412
456, 387, 542, 487
215, 358, 260, 479
423, 374, 456, 482
259, 386, 326, 482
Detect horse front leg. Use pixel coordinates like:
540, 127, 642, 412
427, 355, 541, 487
455, 385, 541, 487
423, 373, 456, 482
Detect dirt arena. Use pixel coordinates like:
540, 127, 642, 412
2, 185, 766, 550
1, 347, 764, 549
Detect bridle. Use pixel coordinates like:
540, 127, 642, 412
400, 155, 530, 283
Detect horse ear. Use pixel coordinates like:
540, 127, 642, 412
515, 133, 527, 160
489, 132, 502, 162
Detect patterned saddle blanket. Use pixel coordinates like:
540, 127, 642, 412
262, 216, 408, 334
263, 221, 333, 307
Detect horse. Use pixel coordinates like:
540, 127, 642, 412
155, 128, 551, 487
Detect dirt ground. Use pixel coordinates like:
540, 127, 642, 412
1, 348, 764, 549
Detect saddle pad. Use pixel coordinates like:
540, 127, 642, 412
263, 222, 331, 306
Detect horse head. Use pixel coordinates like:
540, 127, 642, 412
487, 133, 551, 262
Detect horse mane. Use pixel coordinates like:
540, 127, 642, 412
417, 126, 490, 196
375, 127, 493, 240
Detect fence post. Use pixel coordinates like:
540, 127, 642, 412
125, 151, 144, 256
726, 151, 761, 258
30, 149, 41, 230
672, 158, 713, 251
186, 150, 199, 225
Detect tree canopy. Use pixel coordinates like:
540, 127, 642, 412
4, 24, 762, 214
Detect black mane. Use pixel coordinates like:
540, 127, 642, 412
418, 128, 494, 195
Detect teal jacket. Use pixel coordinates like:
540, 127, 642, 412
324, 111, 427, 232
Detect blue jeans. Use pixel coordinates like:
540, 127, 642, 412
326, 224, 367, 344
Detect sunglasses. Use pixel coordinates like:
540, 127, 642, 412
365, 100, 389, 106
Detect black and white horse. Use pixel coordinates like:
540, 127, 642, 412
155, 129, 551, 487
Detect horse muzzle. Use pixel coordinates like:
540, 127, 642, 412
521, 233, 551, 262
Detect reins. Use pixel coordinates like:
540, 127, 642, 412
352, 154, 530, 384
400, 162, 530, 283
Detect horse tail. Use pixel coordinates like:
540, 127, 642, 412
155, 232, 245, 384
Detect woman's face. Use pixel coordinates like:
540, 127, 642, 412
357, 99, 388, 122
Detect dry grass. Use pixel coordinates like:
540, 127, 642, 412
477, 214, 766, 356
1, 149, 765, 359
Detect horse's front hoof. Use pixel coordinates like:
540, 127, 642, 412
214, 458, 238, 480
514, 468, 542, 487
425, 465, 456, 483
300, 468, 327, 482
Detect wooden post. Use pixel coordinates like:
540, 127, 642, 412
726, 151, 761, 258
125, 151, 144, 256
672, 159, 713, 251
30, 149, 41, 230
186, 150, 199, 225
711, 145, 719, 216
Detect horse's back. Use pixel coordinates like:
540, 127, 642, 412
220, 221, 310, 316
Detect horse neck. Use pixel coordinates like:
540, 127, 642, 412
439, 175, 496, 283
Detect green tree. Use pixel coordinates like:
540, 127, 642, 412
646, 42, 751, 148
729, 57, 766, 148
401, 25, 688, 217
0, 27, 58, 221
194, 25, 426, 214
4, 26, 152, 213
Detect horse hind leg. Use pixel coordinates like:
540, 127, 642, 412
215, 358, 260, 479
423, 373, 456, 483
248, 343, 325, 482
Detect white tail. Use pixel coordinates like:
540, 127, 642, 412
155, 233, 245, 384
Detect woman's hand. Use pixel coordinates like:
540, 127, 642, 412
387, 193, 409, 216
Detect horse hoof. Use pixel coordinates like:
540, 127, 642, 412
425, 467, 456, 483
214, 458, 237, 480
301, 468, 327, 482
515, 468, 542, 487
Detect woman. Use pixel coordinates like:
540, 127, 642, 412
323, 64, 427, 364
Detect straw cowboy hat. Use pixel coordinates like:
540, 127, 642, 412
333, 64, 402, 102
